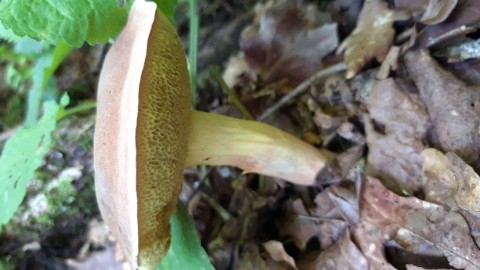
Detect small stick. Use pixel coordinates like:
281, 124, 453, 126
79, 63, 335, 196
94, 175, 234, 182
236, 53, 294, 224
257, 62, 347, 121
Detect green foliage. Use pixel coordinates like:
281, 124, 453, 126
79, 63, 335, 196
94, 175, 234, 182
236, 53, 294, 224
0, 95, 69, 226
24, 41, 72, 126
158, 202, 214, 270
0, 0, 128, 47
152, 0, 179, 23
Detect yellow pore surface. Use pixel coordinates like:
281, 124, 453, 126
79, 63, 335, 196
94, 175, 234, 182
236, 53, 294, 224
136, 8, 191, 269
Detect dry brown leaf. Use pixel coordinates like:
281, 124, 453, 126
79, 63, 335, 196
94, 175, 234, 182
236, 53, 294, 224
236, 243, 270, 270
420, 0, 458, 25
352, 222, 397, 269
338, 0, 409, 79
263, 240, 298, 270
415, 0, 480, 48
366, 78, 430, 193
443, 58, 480, 86
279, 198, 347, 250
406, 265, 451, 270
297, 229, 368, 270
361, 177, 480, 269
422, 148, 480, 212
404, 50, 480, 165
240, 0, 338, 84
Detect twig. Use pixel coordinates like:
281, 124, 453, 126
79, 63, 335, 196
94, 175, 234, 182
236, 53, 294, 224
257, 62, 347, 121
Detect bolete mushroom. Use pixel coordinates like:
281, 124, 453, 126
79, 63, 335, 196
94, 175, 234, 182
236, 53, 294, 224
94, 0, 331, 269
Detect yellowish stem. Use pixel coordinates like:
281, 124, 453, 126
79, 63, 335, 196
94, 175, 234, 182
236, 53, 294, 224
185, 110, 332, 185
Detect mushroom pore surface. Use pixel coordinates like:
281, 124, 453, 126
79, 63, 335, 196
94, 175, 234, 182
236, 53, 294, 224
94, 0, 191, 269
136, 6, 191, 269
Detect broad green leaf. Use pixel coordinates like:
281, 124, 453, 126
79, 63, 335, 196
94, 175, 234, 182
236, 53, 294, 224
157, 202, 214, 270
0, 96, 69, 225
152, 0, 179, 23
0, 0, 128, 47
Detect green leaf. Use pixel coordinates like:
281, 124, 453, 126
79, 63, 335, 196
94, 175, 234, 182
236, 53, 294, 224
151, 0, 178, 23
0, 0, 128, 47
0, 97, 68, 226
24, 41, 72, 126
157, 202, 214, 270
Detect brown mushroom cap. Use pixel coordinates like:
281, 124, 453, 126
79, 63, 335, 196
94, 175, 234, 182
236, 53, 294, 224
94, 0, 191, 268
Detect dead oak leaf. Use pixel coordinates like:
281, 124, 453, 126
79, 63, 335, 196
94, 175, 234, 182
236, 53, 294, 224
298, 229, 369, 270
240, 0, 338, 84
263, 240, 298, 270
338, 0, 409, 79
361, 177, 480, 269
279, 198, 347, 250
404, 49, 480, 166
422, 148, 480, 212
366, 78, 430, 194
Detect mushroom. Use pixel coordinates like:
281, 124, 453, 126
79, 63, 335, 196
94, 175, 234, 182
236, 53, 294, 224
94, 0, 332, 269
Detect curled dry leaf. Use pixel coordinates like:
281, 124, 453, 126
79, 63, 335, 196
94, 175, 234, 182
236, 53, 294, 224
263, 240, 298, 270
298, 230, 368, 270
404, 50, 480, 165
240, 0, 338, 84
279, 198, 347, 250
420, 0, 458, 25
415, 0, 480, 48
422, 148, 480, 212
338, 0, 409, 79
366, 78, 429, 193
361, 177, 480, 269
352, 221, 397, 269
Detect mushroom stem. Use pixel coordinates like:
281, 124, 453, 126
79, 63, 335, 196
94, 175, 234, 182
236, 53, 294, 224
185, 110, 332, 185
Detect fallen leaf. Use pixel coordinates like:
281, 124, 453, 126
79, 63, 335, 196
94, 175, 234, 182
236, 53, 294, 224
366, 78, 430, 193
352, 221, 397, 269
263, 240, 298, 270
280, 197, 347, 250
420, 0, 458, 25
422, 148, 480, 212
236, 243, 270, 270
240, 0, 338, 83
297, 229, 368, 270
393, 0, 429, 11
404, 50, 480, 165
415, 0, 480, 48
338, 0, 409, 78
443, 57, 480, 86
361, 177, 480, 269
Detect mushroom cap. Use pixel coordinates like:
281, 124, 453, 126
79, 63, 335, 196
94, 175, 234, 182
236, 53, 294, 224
93, 0, 191, 269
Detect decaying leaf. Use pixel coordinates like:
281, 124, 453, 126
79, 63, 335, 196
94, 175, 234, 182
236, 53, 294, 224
279, 198, 347, 250
420, 0, 458, 25
263, 240, 298, 270
404, 50, 480, 166
422, 148, 480, 212
415, 0, 480, 48
338, 0, 408, 79
352, 221, 397, 269
366, 78, 430, 193
240, 0, 338, 83
298, 229, 368, 270
361, 177, 480, 269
